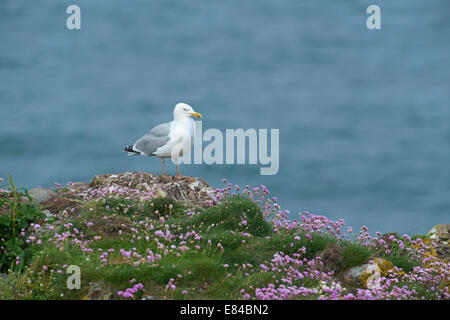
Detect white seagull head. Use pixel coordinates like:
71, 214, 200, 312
173, 103, 202, 120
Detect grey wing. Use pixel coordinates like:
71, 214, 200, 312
133, 122, 171, 156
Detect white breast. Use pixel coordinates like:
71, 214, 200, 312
154, 118, 194, 158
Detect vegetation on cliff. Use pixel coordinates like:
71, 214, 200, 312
0, 173, 448, 300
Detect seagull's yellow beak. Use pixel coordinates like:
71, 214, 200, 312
191, 112, 202, 119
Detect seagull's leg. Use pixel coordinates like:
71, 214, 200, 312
161, 158, 165, 176
175, 158, 189, 179
175, 158, 180, 177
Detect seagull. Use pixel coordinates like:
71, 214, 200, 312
123, 103, 202, 177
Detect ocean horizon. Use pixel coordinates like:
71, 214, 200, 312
1, 0, 449, 235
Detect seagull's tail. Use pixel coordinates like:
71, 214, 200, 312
123, 145, 140, 156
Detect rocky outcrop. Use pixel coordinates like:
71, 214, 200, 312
24, 172, 217, 220
85, 281, 112, 300
66, 182, 90, 196
89, 172, 216, 207
427, 224, 450, 260
317, 243, 345, 274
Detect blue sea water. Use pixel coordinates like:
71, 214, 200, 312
1, 0, 449, 234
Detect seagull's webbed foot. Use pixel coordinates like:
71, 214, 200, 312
175, 174, 190, 180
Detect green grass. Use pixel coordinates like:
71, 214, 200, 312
91, 196, 188, 220
341, 242, 372, 271
0, 174, 46, 272
387, 254, 421, 273
0, 192, 442, 300
189, 196, 272, 237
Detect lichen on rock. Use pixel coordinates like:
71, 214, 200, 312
344, 257, 394, 288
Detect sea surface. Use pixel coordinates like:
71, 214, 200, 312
1, 0, 449, 234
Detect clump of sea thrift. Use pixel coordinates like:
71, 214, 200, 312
3, 178, 447, 300
118, 283, 144, 299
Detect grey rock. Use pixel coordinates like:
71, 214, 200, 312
28, 188, 57, 205
87, 281, 112, 300
427, 224, 450, 259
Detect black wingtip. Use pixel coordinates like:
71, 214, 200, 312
123, 145, 139, 153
